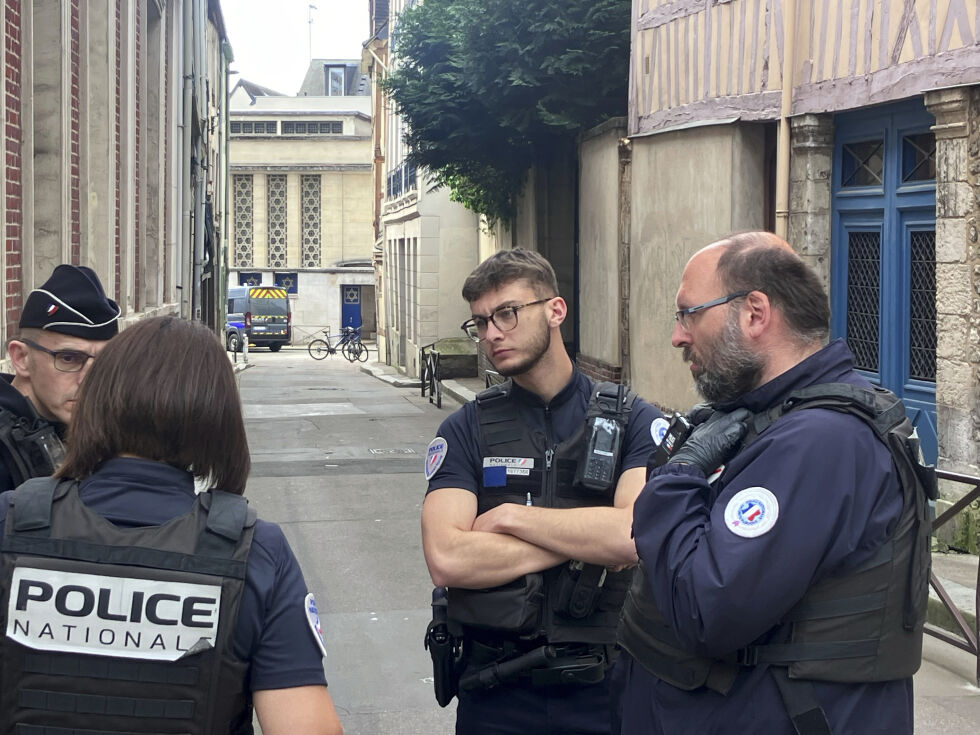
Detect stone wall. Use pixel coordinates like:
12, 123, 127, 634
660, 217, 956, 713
926, 86, 980, 478
788, 115, 833, 290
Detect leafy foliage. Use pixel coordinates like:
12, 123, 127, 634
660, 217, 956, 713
383, 0, 631, 224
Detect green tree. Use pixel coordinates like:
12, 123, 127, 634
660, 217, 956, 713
383, 0, 631, 224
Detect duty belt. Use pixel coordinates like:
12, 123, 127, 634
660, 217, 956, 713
460, 640, 608, 690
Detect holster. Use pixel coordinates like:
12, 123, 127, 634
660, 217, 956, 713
424, 588, 461, 707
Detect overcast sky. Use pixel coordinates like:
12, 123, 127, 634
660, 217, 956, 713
221, 0, 371, 95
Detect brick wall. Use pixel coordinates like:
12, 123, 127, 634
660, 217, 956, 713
4, 0, 22, 337
575, 353, 623, 383
69, 0, 80, 265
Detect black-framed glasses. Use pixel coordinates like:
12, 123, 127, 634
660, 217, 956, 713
674, 291, 751, 331
461, 298, 554, 342
20, 338, 96, 373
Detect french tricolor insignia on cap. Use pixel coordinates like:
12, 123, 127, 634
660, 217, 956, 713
46, 305, 59, 315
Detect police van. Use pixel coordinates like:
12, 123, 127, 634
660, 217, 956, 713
226, 286, 291, 352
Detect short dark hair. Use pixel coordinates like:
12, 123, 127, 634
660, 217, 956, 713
716, 232, 830, 345
461, 248, 559, 303
57, 316, 251, 493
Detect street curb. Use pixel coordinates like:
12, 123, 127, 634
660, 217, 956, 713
360, 362, 421, 389
928, 576, 977, 636
441, 379, 477, 406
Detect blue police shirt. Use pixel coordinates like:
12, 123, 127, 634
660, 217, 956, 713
622, 339, 912, 734
427, 370, 663, 495
0, 457, 328, 693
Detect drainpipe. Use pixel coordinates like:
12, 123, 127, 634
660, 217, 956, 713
774, 0, 798, 239
181, 0, 194, 318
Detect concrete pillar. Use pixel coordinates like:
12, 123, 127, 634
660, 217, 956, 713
925, 86, 980, 477
788, 114, 833, 292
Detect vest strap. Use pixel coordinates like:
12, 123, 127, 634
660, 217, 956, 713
738, 639, 879, 666
770, 667, 832, 735
19, 688, 195, 719
9, 478, 64, 532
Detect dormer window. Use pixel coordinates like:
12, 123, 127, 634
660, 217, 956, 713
327, 66, 345, 96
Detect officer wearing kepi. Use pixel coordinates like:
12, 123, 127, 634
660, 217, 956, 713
422, 248, 663, 734
0, 264, 119, 492
617, 232, 935, 734
0, 317, 342, 734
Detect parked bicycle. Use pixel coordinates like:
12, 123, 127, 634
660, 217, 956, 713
307, 326, 368, 363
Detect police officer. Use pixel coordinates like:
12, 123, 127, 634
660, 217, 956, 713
0, 317, 342, 735
0, 264, 120, 492
617, 232, 933, 734
422, 249, 663, 734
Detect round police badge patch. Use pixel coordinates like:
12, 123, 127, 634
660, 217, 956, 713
425, 437, 448, 480
724, 487, 779, 538
305, 592, 328, 658
650, 417, 670, 446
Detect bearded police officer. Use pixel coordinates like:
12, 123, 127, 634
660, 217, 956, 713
616, 232, 934, 734
0, 317, 342, 734
0, 265, 120, 492
422, 249, 664, 734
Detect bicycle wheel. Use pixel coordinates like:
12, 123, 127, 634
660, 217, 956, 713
353, 341, 369, 363
341, 342, 356, 362
308, 339, 330, 360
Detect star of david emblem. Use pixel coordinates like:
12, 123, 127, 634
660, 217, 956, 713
344, 287, 360, 304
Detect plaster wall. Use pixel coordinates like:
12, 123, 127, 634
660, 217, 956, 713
229, 136, 371, 166
227, 268, 376, 344
629, 123, 766, 411
579, 126, 624, 366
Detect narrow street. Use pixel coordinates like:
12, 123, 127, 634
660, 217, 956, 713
235, 346, 980, 735
237, 346, 455, 734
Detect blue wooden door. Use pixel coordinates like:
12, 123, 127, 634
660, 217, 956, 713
342, 285, 362, 329
831, 102, 937, 462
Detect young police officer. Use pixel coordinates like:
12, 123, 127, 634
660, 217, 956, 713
617, 232, 933, 734
422, 249, 663, 734
0, 264, 120, 492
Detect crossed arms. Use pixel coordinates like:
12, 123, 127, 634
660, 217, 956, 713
421, 466, 647, 589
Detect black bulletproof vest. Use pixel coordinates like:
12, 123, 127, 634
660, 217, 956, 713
447, 380, 637, 645
0, 407, 65, 489
0, 477, 258, 735
618, 384, 937, 694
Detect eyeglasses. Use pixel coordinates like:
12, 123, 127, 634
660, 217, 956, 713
461, 298, 554, 342
21, 338, 96, 373
674, 291, 751, 331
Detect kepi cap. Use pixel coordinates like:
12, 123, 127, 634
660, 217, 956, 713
19, 265, 120, 341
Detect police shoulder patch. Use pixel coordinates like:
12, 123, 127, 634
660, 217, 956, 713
723, 487, 779, 538
425, 437, 448, 480
305, 592, 328, 658
650, 417, 670, 445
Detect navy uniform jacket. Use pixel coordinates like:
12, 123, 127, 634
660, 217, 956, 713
0, 375, 64, 494
621, 339, 912, 734
0, 457, 328, 693
427, 370, 663, 497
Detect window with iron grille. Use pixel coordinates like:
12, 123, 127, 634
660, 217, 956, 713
841, 140, 884, 187
909, 230, 936, 381
233, 175, 253, 267
845, 231, 880, 372
301, 175, 321, 268
267, 175, 288, 268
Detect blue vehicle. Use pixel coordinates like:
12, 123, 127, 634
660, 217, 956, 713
226, 286, 291, 352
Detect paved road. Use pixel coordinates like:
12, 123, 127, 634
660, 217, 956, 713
236, 346, 980, 734
238, 346, 455, 734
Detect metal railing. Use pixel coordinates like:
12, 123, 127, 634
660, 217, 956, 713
926, 468, 980, 685
420, 342, 441, 408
